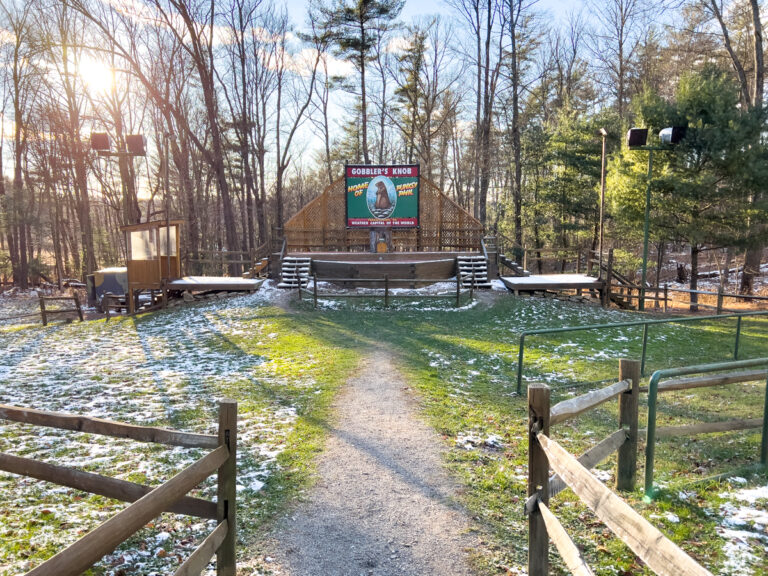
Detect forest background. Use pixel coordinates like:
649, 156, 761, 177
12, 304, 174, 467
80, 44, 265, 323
1, 0, 767, 294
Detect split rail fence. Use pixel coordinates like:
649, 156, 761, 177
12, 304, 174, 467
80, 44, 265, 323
38, 293, 83, 326
643, 358, 768, 499
527, 359, 713, 576
0, 400, 238, 576
0, 292, 83, 326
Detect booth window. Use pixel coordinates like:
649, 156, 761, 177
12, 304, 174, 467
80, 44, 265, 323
158, 226, 177, 257
130, 229, 156, 260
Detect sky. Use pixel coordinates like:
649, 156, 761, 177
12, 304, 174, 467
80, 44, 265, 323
282, 0, 580, 29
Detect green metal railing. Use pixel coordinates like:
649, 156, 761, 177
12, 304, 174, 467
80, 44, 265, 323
644, 358, 768, 500
515, 310, 768, 394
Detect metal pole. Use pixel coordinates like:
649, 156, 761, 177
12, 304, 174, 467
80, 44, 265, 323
734, 315, 743, 359
165, 133, 171, 282
640, 149, 653, 311
517, 334, 526, 394
599, 130, 607, 275
644, 370, 660, 500
641, 323, 649, 376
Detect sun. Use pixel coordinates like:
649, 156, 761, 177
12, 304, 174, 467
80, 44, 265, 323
78, 55, 114, 96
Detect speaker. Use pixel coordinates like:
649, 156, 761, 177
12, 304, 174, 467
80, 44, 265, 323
90, 132, 111, 151
659, 126, 686, 145
626, 128, 648, 148
125, 134, 146, 156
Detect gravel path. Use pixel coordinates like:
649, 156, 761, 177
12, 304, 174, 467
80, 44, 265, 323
267, 349, 479, 575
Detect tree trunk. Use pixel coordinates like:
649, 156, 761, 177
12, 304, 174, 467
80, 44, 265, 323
690, 244, 699, 312
359, 22, 370, 164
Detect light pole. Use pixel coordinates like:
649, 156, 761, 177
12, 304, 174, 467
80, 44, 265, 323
627, 126, 685, 311
598, 128, 608, 275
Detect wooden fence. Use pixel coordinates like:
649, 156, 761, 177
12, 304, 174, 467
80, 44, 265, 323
594, 249, 768, 312
38, 292, 84, 326
0, 293, 84, 326
527, 359, 713, 576
0, 400, 237, 576
299, 273, 473, 308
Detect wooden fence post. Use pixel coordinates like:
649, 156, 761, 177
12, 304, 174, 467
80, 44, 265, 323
217, 400, 237, 576
73, 293, 84, 322
616, 359, 640, 491
716, 285, 724, 314
528, 384, 551, 576
456, 259, 461, 308
602, 249, 614, 308
38, 292, 48, 326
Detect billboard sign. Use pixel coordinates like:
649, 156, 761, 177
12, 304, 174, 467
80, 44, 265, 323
345, 164, 419, 228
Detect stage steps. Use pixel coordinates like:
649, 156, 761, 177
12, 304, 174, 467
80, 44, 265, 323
278, 257, 311, 289
499, 254, 531, 277
457, 255, 492, 289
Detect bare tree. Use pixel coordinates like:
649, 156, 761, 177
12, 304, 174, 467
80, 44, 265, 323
447, 0, 506, 223
588, 0, 650, 122
0, 0, 37, 286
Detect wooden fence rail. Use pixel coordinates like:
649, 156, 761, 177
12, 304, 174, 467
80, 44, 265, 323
536, 432, 712, 576
300, 273, 472, 308
0, 400, 237, 576
527, 361, 714, 576
38, 292, 83, 326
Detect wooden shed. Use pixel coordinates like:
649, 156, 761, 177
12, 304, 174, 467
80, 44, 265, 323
283, 177, 484, 252
121, 220, 182, 311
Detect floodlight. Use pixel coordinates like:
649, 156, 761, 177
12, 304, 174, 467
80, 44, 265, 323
626, 128, 648, 148
125, 134, 146, 156
90, 132, 111, 151
659, 126, 686, 145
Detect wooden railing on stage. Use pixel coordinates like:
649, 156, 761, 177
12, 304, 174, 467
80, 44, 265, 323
526, 360, 713, 576
0, 400, 238, 576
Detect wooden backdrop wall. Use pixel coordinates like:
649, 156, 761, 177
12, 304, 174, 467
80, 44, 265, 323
283, 177, 484, 252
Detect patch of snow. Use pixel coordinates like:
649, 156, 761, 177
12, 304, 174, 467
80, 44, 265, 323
0, 291, 296, 573
717, 482, 768, 575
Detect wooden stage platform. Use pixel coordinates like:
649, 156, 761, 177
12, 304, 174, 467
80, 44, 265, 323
500, 274, 603, 292
168, 276, 264, 292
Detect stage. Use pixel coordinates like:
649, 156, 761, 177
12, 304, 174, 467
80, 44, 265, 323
500, 274, 603, 292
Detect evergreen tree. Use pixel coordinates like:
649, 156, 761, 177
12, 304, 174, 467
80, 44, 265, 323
608, 67, 768, 308
318, 0, 404, 164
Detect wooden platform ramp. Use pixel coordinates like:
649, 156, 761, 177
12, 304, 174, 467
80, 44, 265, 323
500, 274, 603, 293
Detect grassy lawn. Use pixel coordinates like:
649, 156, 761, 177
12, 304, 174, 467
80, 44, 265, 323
0, 287, 766, 575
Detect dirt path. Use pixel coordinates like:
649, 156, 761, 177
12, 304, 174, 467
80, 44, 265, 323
265, 349, 479, 575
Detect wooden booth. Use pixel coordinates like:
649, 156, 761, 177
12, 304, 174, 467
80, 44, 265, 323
121, 220, 183, 312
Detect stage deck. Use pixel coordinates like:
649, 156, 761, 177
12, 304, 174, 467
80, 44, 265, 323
168, 276, 264, 292
500, 274, 603, 292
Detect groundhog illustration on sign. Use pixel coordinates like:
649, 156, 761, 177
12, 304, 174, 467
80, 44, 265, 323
374, 181, 392, 210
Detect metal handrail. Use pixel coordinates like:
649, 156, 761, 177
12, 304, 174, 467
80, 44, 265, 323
644, 358, 768, 500
515, 310, 768, 393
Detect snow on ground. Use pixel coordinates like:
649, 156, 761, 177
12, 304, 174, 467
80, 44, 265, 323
717, 482, 768, 575
0, 288, 294, 575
